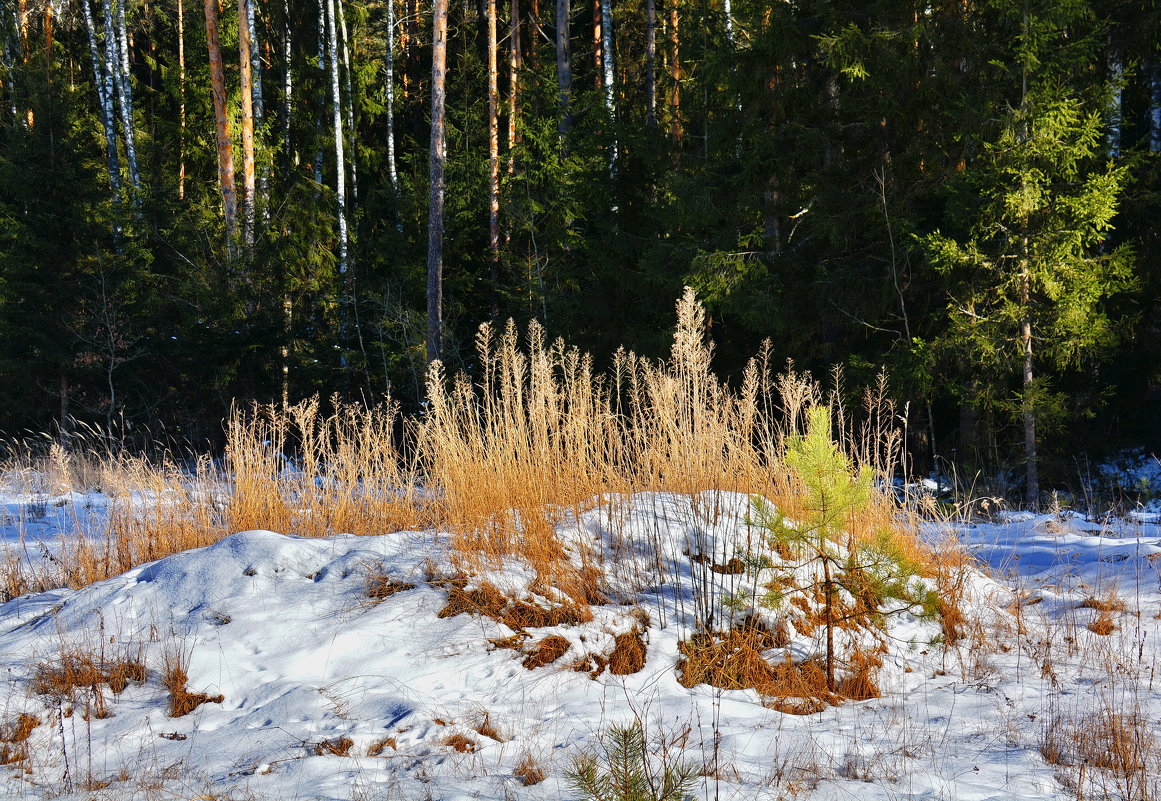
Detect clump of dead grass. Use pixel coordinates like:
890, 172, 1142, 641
513, 752, 547, 785
162, 647, 223, 718
312, 736, 354, 756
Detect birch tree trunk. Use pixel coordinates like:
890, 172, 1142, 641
385, 0, 399, 192
555, 0, 572, 135
205, 0, 239, 250
314, 0, 325, 192
487, 0, 500, 315
238, 0, 257, 248
282, 0, 292, 173
427, 0, 449, 364
336, 0, 358, 205
599, 0, 615, 169
82, 0, 122, 204
324, 0, 348, 277
1020, 257, 1038, 509
110, 0, 141, 193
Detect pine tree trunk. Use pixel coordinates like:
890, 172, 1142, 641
238, 0, 257, 248
177, 0, 186, 199
315, 0, 326, 193
528, 0, 539, 70
385, 0, 399, 192
110, 0, 141, 193
324, 0, 348, 278
555, 0, 572, 135
507, 0, 520, 167
427, 0, 449, 364
667, 0, 680, 142
644, 0, 655, 128
487, 0, 501, 316
82, 0, 122, 205
591, 0, 601, 89
205, 0, 239, 249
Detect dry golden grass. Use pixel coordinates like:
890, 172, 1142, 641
513, 751, 547, 785
1, 289, 934, 657
312, 736, 354, 756
162, 646, 223, 718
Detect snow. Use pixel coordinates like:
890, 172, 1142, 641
0, 488, 1158, 800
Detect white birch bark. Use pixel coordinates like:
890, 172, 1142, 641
385, 0, 399, 192
83, 0, 122, 201
315, 0, 325, 191
325, 0, 348, 277
246, 0, 263, 123
111, 0, 141, 192
281, 0, 292, 170
599, 0, 615, 170
336, 0, 357, 205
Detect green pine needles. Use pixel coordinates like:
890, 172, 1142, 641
567, 722, 698, 801
752, 406, 935, 689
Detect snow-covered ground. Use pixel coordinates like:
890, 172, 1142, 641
0, 486, 1158, 801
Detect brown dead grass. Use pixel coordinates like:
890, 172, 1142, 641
513, 752, 547, 785
313, 737, 354, 756
522, 635, 572, 669
33, 650, 146, 699
443, 734, 478, 753
438, 579, 592, 630
1088, 610, 1119, 635
367, 737, 397, 755
162, 648, 223, 718
608, 628, 647, 675
363, 561, 415, 602
0, 713, 40, 766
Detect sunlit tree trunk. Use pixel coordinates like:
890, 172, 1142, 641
385, 0, 399, 193
177, 0, 186, 199
591, 0, 600, 89
487, 0, 501, 316
600, 0, 615, 170
336, 0, 358, 205
109, 0, 140, 193
324, 0, 348, 278
281, 0, 292, 174
238, 0, 257, 248
205, 0, 238, 250
1106, 36, 1121, 158
507, 0, 520, 169
555, 0, 572, 135
82, 0, 122, 205
427, 0, 449, 363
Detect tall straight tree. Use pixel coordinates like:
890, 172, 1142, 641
644, 0, 655, 127
108, 0, 140, 193
177, 0, 186, 199
238, 0, 257, 248
205, 0, 238, 250
487, 0, 501, 314
556, 0, 572, 135
81, 0, 121, 206
324, 0, 349, 277
667, 0, 680, 142
384, 0, 399, 193
427, 0, 449, 363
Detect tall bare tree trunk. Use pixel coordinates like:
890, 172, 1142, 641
238, 0, 257, 248
667, 0, 680, 142
282, 0, 292, 173
110, 0, 141, 193
591, 0, 600, 89
507, 0, 520, 169
487, 0, 501, 316
324, 0, 348, 277
82, 0, 122, 206
205, 0, 238, 250
599, 0, 615, 170
336, 0, 358, 205
385, 0, 399, 192
177, 0, 186, 199
427, 0, 449, 363
555, 0, 571, 135
528, 0, 539, 70
644, 0, 655, 128
2, 7, 16, 120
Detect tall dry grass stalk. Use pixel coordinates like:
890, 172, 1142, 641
2, 289, 924, 600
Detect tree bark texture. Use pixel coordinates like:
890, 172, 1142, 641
82, 0, 122, 203
645, 0, 655, 128
325, 0, 349, 277
487, 0, 501, 315
238, 0, 257, 247
110, 0, 141, 192
427, 0, 449, 364
667, 0, 680, 142
204, 0, 238, 248
555, 0, 572, 135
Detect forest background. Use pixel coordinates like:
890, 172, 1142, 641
0, 0, 1158, 506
